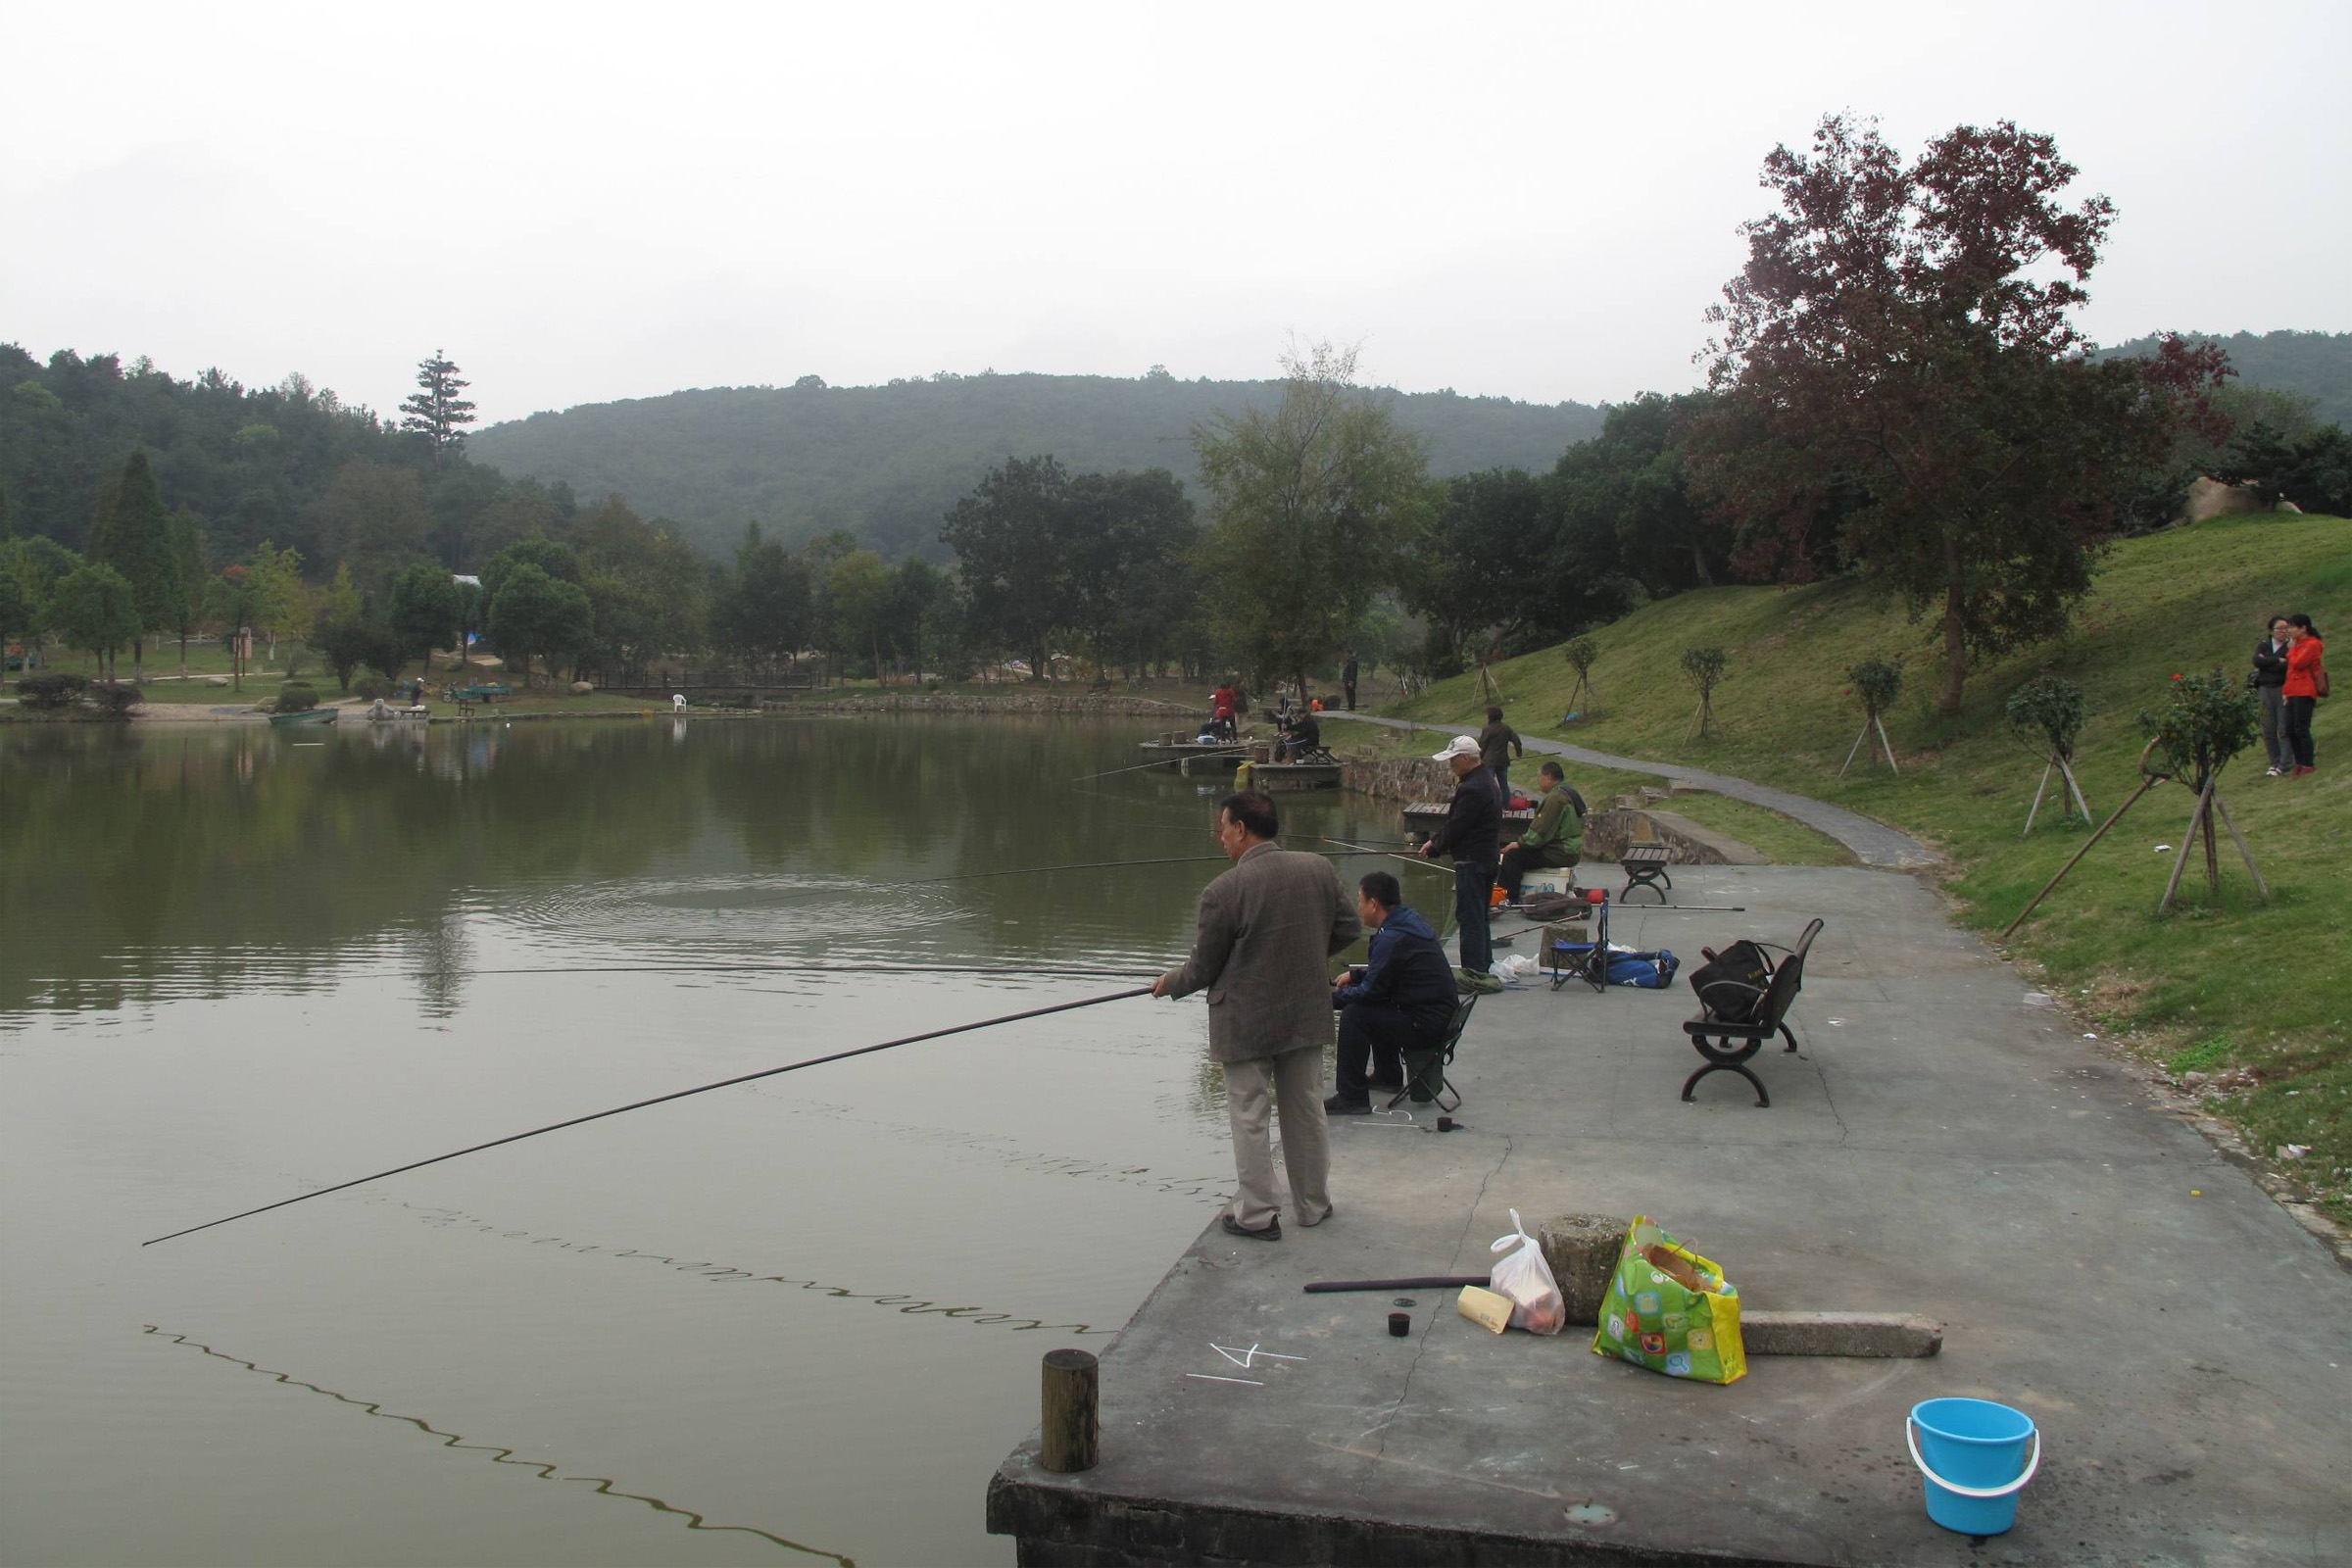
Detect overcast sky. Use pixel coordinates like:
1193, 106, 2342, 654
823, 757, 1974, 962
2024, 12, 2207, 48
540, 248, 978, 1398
6, 1, 2346, 426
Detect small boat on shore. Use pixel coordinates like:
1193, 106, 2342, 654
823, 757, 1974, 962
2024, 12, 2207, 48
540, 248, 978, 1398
268, 707, 338, 728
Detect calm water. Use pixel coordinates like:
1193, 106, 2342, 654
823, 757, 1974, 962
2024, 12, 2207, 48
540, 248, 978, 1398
0, 715, 1399, 1567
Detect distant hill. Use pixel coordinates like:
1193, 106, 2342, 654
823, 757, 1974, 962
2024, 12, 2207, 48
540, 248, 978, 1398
2098, 329, 2352, 428
465, 372, 1606, 560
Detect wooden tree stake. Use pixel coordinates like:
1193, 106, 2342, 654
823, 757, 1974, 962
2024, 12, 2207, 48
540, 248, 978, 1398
2211, 795, 2270, 899
2156, 776, 2217, 915
1999, 773, 2164, 938
2022, 758, 2054, 837
1874, 714, 1900, 775
1039, 1348, 1100, 1473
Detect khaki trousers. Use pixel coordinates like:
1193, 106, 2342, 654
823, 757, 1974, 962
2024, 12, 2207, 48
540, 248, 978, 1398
1220, 1048, 1332, 1230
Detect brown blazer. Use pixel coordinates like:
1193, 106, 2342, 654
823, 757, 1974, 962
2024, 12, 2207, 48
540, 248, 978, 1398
1161, 842, 1362, 1063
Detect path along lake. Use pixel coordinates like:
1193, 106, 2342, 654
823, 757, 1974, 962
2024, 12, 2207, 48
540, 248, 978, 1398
0, 715, 1405, 1567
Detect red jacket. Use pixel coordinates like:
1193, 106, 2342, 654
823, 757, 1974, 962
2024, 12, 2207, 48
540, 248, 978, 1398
1212, 686, 1237, 716
2283, 636, 2326, 699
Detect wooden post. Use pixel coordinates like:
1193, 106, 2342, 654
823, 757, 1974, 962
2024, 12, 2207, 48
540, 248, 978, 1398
1839, 720, 1872, 779
2211, 795, 2270, 899
1874, 714, 1900, 776
1039, 1348, 1099, 1473
2157, 776, 2216, 915
2058, 756, 2090, 819
2022, 759, 2054, 836
1999, 773, 2164, 939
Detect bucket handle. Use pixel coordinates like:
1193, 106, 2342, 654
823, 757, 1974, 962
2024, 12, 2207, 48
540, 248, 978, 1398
1906, 1417, 2040, 1499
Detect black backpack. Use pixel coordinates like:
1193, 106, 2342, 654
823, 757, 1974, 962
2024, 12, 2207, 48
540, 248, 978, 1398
1688, 940, 1773, 1023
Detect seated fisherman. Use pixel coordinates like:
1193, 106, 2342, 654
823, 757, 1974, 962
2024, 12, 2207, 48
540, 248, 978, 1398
1277, 707, 1321, 761
1325, 871, 1458, 1115
1497, 760, 1584, 906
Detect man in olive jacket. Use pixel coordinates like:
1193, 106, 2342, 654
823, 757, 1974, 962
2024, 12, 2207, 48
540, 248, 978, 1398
1155, 790, 1361, 1240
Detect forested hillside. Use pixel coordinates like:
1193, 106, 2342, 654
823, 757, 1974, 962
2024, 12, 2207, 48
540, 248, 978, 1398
2101, 329, 2352, 428
465, 371, 1606, 559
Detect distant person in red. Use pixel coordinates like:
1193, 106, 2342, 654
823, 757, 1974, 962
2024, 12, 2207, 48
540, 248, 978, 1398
2280, 613, 2326, 776
1212, 681, 1238, 740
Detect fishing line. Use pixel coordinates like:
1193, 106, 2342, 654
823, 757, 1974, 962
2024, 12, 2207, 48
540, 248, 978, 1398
144, 985, 1154, 1247
907, 856, 1230, 883
1067, 748, 1251, 783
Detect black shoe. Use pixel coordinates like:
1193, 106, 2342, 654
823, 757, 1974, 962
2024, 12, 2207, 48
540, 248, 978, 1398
1324, 1094, 1373, 1115
1220, 1213, 1281, 1241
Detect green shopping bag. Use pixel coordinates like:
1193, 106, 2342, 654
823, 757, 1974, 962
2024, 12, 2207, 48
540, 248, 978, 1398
1590, 1215, 1746, 1385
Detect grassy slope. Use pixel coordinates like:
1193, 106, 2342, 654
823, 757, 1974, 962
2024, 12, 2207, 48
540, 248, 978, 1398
1382, 513, 2352, 1219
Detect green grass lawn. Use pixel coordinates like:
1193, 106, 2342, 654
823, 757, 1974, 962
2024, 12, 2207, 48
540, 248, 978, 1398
1379, 512, 2352, 1219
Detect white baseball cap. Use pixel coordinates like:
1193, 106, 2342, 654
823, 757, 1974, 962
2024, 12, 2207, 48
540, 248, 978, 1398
1432, 735, 1482, 761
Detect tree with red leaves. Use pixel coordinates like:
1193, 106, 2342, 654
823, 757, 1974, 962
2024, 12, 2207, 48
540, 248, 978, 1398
1688, 115, 2230, 715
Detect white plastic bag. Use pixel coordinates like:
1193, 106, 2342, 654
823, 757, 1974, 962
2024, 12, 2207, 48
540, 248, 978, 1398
1488, 1207, 1566, 1334
1490, 954, 1540, 983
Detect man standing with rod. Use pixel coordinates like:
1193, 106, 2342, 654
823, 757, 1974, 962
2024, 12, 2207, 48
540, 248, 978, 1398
1154, 790, 1360, 1240
1420, 736, 1501, 976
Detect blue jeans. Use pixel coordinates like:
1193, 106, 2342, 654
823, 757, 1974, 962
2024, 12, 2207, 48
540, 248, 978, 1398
1453, 860, 1496, 974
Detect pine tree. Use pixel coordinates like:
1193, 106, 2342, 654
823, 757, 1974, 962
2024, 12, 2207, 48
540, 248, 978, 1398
399, 350, 477, 469
85, 451, 174, 680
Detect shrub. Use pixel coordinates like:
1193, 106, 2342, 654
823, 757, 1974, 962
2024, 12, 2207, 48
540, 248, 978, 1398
1563, 637, 1599, 678
1679, 646, 1727, 696
16, 672, 89, 710
2004, 673, 2086, 761
1845, 658, 1904, 717
353, 678, 388, 702
88, 682, 140, 717
2138, 669, 2257, 789
275, 682, 320, 714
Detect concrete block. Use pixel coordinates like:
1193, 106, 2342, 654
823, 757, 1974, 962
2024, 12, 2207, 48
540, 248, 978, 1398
1536, 1212, 1628, 1325
1741, 1310, 1943, 1358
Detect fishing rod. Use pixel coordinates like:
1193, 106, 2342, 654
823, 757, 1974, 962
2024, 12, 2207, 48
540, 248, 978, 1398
1067, 747, 1252, 783
452, 961, 1162, 980
143, 985, 1153, 1248
908, 856, 1229, 883
1317, 835, 1454, 876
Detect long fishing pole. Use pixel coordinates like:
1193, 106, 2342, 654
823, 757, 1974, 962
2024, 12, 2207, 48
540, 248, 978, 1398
452, 962, 1161, 980
908, 856, 1229, 883
1068, 748, 1252, 783
1317, 835, 1452, 876
143, 986, 1153, 1248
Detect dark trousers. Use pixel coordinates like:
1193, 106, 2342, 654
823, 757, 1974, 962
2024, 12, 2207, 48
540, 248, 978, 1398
1334, 1003, 1449, 1105
2285, 695, 2317, 767
1343, 679, 1356, 710
1453, 860, 1495, 974
2260, 684, 2289, 769
1491, 761, 1510, 797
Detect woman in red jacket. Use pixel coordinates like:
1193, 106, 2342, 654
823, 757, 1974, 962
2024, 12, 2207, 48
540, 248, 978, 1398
2280, 613, 2326, 777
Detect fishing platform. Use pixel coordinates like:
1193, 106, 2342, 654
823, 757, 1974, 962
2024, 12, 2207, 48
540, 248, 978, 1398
1400, 799, 1534, 845
986, 862, 2349, 1565
1138, 731, 1250, 775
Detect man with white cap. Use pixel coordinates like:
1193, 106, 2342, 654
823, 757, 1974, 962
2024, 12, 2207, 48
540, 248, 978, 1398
1418, 735, 1502, 975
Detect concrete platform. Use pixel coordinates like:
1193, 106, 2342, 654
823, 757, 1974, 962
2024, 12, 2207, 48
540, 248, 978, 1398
988, 864, 2352, 1566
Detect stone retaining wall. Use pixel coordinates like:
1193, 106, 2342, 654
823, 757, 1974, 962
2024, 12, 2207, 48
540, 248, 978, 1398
756, 693, 1199, 717
1338, 756, 1456, 803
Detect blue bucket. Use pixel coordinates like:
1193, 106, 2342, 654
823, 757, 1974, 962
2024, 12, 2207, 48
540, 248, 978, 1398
1907, 1397, 2039, 1536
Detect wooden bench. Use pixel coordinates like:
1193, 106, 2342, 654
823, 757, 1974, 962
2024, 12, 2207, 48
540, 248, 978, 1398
1680, 918, 1822, 1106
1620, 843, 1675, 904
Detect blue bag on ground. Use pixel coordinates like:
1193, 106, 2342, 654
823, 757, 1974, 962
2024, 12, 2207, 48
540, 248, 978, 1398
1605, 949, 1678, 988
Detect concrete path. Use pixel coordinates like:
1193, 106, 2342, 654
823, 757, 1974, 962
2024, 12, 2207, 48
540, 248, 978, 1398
992, 864, 2352, 1566
1341, 712, 1938, 870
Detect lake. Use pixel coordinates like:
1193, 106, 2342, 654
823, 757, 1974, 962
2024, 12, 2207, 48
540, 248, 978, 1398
0, 714, 1405, 1567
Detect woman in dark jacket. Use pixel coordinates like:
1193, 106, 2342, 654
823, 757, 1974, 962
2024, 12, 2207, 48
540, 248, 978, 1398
2253, 615, 2293, 775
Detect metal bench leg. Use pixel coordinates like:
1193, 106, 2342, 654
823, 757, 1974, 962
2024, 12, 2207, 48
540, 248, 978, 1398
1682, 1061, 1771, 1107
1778, 1022, 1799, 1054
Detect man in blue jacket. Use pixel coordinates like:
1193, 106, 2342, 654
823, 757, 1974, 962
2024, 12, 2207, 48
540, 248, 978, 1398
1325, 872, 1460, 1115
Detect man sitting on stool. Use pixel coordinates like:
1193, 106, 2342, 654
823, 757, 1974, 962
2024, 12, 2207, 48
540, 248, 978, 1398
1325, 872, 1459, 1115
1498, 760, 1584, 905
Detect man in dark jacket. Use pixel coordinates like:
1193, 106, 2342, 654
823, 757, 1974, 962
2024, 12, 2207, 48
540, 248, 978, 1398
1325, 872, 1457, 1114
1479, 706, 1523, 796
1342, 652, 1359, 710
2255, 615, 2293, 775
1418, 735, 1501, 974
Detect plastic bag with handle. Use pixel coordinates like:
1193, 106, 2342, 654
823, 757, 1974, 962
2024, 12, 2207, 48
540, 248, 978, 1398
1488, 1208, 1566, 1334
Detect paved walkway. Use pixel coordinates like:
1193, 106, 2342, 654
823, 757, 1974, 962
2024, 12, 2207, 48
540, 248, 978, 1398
992, 864, 2352, 1566
1342, 712, 1938, 870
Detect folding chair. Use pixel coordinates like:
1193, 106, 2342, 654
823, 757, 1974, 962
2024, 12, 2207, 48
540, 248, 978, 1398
1385, 993, 1475, 1113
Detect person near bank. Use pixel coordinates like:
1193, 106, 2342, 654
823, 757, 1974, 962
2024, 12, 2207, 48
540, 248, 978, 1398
1418, 735, 1502, 975
1497, 760, 1584, 905
1342, 651, 1359, 711
1324, 872, 1457, 1116
1277, 705, 1321, 760
2280, 612, 2327, 777
1153, 790, 1359, 1240
1480, 706, 1523, 795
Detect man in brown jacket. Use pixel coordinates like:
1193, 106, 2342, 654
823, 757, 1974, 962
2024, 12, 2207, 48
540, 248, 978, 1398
1154, 790, 1361, 1240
